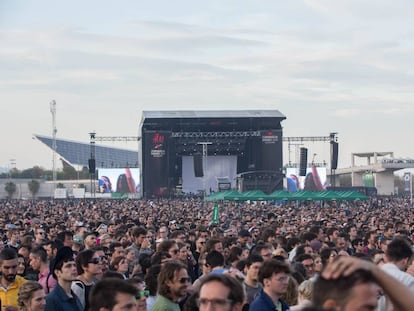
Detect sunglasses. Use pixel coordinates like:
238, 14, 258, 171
179, 277, 191, 284
136, 290, 150, 300
88, 258, 101, 265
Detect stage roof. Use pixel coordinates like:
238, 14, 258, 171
33, 135, 138, 168
142, 110, 286, 119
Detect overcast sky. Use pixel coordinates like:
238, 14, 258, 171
1, 0, 413, 171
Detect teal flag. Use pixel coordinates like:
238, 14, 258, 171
212, 204, 219, 223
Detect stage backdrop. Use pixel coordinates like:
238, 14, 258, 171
182, 155, 237, 194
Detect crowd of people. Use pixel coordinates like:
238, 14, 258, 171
0, 195, 413, 310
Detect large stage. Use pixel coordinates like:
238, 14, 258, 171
139, 110, 286, 197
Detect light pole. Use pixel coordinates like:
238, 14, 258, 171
9, 159, 16, 180
197, 142, 212, 197
89, 132, 96, 198
50, 101, 57, 190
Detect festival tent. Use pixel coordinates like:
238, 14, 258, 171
223, 190, 246, 201
240, 190, 269, 201
337, 191, 369, 201
313, 190, 342, 201
268, 190, 291, 200
205, 189, 369, 202
204, 190, 240, 201
288, 191, 320, 201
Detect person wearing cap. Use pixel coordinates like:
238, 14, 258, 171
72, 234, 83, 253
45, 246, 83, 311
83, 232, 98, 250
0, 248, 27, 311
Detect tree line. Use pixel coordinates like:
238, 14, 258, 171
0, 165, 90, 180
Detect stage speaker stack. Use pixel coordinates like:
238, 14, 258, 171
193, 153, 204, 177
88, 159, 96, 174
331, 142, 339, 170
299, 148, 308, 176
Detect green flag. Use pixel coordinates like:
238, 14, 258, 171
212, 204, 219, 223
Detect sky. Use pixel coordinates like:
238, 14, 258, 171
1, 0, 414, 171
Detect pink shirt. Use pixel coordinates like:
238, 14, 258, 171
38, 267, 57, 294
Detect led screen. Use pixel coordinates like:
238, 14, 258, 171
98, 168, 140, 194
286, 167, 327, 192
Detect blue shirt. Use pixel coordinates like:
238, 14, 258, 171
249, 290, 290, 311
45, 283, 83, 311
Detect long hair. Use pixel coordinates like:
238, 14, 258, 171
157, 261, 187, 299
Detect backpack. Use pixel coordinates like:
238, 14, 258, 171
71, 280, 86, 309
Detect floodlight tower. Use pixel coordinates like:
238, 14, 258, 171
50, 100, 57, 185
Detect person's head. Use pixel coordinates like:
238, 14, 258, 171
336, 232, 349, 250
295, 244, 313, 259
83, 232, 98, 249
17, 254, 26, 276
351, 238, 365, 253
157, 260, 190, 301
177, 242, 190, 262
0, 247, 18, 283
313, 268, 379, 311
170, 230, 187, 243
297, 279, 314, 303
320, 248, 337, 267
126, 277, 147, 311
29, 246, 48, 271
131, 226, 147, 245
296, 254, 315, 279
111, 256, 129, 274
198, 273, 244, 311
109, 242, 125, 259
19, 245, 31, 260
227, 246, 243, 264
56, 231, 74, 248
89, 278, 138, 311
157, 239, 179, 260
205, 239, 223, 254
385, 237, 413, 267
150, 251, 172, 265
238, 230, 251, 246
42, 239, 62, 260
313, 254, 323, 273
92, 246, 109, 275
196, 235, 206, 252
34, 228, 47, 242
158, 226, 169, 239
244, 254, 263, 283
259, 259, 291, 298
251, 243, 273, 261
206, 250, 225, 269
261, 228, 276, 244
76, 249, 102, 277
18, 280, 46, 311
52, 246, 77, 282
